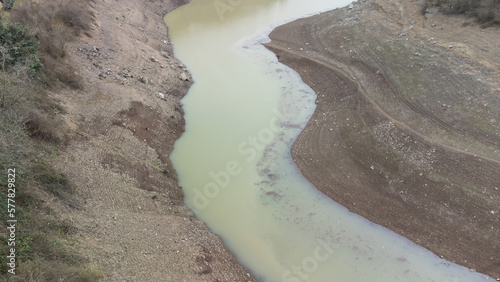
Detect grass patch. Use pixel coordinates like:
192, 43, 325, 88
33, 161, 79, 208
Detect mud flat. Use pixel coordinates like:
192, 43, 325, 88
266, 0, 500, 279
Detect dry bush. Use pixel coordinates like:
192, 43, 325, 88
423, 0, 500, 26
11, 0, 92, 88
12, 0, 92, 35
25, 108, 64, 142
56, 0, 93, 33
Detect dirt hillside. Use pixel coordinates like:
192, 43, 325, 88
266, 0, 500, 279
40, 0, 253, 280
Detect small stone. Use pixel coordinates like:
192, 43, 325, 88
157, 93, 165, 100
179, 72, 190, 82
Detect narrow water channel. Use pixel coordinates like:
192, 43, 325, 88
165, 1, 493, 281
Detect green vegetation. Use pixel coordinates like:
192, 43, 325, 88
1, 1, 101, 280
0, 0, 15, 10
423, 0, 500, 27
0, 20, 42, 75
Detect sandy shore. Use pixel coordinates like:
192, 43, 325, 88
266, 0, 500, 279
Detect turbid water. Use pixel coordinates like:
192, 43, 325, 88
165, 1, 494, 281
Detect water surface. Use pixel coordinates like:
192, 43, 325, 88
165, 1, 493, 281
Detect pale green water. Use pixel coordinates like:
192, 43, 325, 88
165, 1, 493, 281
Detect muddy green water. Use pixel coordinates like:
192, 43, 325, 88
165, 1, 493, 281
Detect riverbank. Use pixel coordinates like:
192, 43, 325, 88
266, 0, 499, 279
27, 0, 252, 280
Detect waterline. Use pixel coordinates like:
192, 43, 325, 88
165, 1, 493, 281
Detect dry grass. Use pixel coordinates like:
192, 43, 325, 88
0, 2, 98, 279
25, 108, 65, 142
11, 0, 93, 89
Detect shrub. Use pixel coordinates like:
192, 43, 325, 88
422, 0, 500, 26
25, 108, 64, 142
0, 20, 42, 74
56, 0, 93, 33
1, 0, 15, 10
33, 161, 79, 208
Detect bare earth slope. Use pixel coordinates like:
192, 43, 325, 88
266, 0, 500, 279
44, 0, 252, 280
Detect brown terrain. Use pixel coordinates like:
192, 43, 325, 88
7, 0, 253, 280
3, 0, 499, 280
266, 0, 500, 279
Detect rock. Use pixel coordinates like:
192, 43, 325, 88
179, 73, 190, 82
139, 76, 149, 84
161, 51, 170, 58
348, 3, 353, 9
151, 56, 158, 62
157, 93, 165, 100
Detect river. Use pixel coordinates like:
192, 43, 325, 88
165, 1, 493, 281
